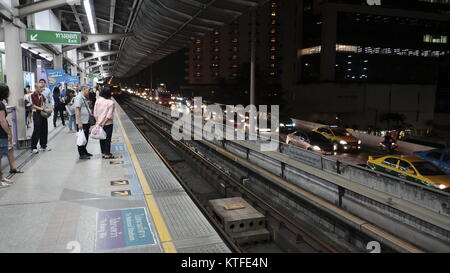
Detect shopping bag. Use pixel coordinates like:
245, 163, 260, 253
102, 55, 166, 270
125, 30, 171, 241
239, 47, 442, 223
90, 125, 107, 140
77, 130, 87, 146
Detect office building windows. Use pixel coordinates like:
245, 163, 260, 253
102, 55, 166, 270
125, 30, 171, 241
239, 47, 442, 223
423, 34, 448, 44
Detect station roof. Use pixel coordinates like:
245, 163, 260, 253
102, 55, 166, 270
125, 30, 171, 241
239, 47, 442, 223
52, 0, 268, 78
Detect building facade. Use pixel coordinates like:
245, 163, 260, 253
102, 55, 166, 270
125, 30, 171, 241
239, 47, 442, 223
184, 0, 450, 131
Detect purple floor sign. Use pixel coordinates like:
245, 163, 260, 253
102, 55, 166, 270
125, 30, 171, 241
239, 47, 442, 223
95, 208, 156, 250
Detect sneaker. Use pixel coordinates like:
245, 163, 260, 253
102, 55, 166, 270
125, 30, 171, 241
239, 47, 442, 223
0, 182, 10, 188
2, 178, 13, 185
39, 147, 52, 152
32, 149, 39, 154
79, 155, 91, 160
86, 152, 93, 157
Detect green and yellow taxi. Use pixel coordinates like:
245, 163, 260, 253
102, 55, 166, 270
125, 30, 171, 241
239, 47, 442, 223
312, 126, 361, 151
367, 155, 450, 192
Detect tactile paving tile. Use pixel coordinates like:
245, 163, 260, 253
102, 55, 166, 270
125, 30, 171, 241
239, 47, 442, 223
154, 192, 217, 240
136, 154, 166, 168
177, 243, 231, 253
132, 143, 154, 154
142, 168, 184, 192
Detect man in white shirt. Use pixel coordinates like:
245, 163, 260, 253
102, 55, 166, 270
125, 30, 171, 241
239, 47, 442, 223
38, 79, 54, 107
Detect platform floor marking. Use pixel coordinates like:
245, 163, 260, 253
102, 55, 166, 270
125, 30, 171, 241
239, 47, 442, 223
115, 110, 177, 253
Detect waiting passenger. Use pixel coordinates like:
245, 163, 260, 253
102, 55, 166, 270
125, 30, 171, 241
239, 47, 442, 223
74, 86, 93, 159
24, 88, 32, 128
2, 99, 23, 175
65, 89, 76, 132
0, 84, 14, 187
38, 79, 54, 107
31, 83, 53, 154
52, 83, 66, 128
94, 86, 115, 159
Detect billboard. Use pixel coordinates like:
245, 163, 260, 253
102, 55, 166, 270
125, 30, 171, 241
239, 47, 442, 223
45, 69, 65, 92
65, 75, 79, 90
23, 72, 35, 91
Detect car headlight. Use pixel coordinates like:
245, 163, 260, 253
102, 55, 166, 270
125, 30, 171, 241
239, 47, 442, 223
438, 184, 447, 190
339, 140, 347, 145
312, 146, 321, 151
280, 123, 285, 127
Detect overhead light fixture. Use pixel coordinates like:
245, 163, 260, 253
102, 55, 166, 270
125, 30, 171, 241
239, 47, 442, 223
84, 0, 101, 59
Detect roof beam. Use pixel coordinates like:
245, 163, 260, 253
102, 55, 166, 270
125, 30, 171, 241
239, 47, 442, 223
59, 9, 126, 28
78, 51, 119, 63
70, 5, 85, 32
86, 60, 115, 70
16, 0, 81, 17
63, 33, 133, 52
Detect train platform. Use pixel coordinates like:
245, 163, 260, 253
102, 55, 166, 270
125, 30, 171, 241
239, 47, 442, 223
0, 102, 230, 253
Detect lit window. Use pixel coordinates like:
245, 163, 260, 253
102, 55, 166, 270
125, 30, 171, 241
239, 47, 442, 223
232, 38, 238, 43
212, 63, 219, 68
214, 39, 220, 44
270, 28, 277, 34
195, 39, 201, 44
271, 19, 277, 25
232, 55, 238, 60
270, 63, 276, 68
271, 11, 277, 17
195, 72, 201, 77
195, 47, 201, 52
213, 47, 220, 52
270, 37, 277, 43
270, 55, 276, 60
195, 63, 201, 68
232, 46, 238, 52
214, 31, 220, 35
213, 72, 219, 77
271, 2, 278, 8
270, 46, 277, 51
231, 64, 239, 68
423, 34, 447, 44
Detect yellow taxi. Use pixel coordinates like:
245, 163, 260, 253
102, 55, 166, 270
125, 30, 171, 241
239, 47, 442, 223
367, 155, 450, 192
312, 126, 361, 151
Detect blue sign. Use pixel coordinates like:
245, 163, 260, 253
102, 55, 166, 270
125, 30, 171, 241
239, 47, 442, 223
65, 75, 79, 89
95, 208, 156, 251
46, 69, 65, 94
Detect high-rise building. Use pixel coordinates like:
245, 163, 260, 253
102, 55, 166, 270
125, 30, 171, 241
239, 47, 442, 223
184, 0, 450, 131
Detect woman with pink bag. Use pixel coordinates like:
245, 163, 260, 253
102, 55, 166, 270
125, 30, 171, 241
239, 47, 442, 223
93, 86, 115, 159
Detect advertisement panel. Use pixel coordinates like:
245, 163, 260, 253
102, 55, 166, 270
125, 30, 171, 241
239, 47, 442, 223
65, 75, 79, 90
45, 69, 65, 92
23, 72, 35, 90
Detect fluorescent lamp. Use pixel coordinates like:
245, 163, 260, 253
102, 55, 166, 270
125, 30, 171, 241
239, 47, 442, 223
83, 0, 96, 34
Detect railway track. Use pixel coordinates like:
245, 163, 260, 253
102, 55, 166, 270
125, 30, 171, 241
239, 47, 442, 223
120, 98, 343, 253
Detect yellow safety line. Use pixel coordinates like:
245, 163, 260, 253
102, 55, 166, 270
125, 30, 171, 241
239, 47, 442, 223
115, 109, 177, 253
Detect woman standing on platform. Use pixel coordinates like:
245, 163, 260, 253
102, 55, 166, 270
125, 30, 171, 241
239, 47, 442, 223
93, 86, 115, 159
0, 84, 14, 187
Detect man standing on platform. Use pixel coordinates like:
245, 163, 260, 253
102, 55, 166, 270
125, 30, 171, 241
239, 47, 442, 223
38, 79, 54, 108
74, 86, 93, 160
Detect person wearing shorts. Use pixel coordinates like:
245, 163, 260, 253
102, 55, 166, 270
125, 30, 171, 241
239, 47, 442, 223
0, 85, 13, 187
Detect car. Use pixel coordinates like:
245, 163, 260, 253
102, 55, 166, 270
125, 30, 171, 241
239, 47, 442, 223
312, 126, 361, 151
286, 130, 337, 155
413, 149, 450, 174
367, 155, 450, 192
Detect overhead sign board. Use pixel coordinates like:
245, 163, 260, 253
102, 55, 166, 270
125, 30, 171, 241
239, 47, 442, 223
26, 29, 81, 45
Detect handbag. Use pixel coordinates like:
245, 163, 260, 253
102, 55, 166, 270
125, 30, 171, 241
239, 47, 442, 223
82, 97, 96, 126
40, 97, 52, 118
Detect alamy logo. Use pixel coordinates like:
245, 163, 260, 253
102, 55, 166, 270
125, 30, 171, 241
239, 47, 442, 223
171, 97, 279, 152
366, 0, 381, 5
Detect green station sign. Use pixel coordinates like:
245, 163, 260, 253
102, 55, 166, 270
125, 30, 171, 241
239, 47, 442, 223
26, 29, 81, 45
87, 73, 100, 79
